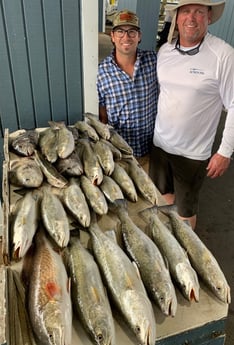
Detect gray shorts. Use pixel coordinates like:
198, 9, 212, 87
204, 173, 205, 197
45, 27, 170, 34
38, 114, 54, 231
149, 146, 209, 217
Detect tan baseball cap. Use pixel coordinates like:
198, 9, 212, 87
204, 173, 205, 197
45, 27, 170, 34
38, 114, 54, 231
112, 9, 140, 29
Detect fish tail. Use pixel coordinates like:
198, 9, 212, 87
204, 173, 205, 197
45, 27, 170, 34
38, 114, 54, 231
48, 120, 65, 130
157, 204, 178, 215
138, 205, 158, 222
108, 198, 127, 214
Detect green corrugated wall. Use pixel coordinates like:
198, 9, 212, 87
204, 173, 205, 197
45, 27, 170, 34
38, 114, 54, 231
0, 0, 84, 141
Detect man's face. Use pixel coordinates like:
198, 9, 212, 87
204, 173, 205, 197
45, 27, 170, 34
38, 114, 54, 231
111, 25, 141, 55
176, 5, 211, 46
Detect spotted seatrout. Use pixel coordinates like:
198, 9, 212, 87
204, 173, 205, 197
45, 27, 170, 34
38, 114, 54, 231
67, 235, 116, 345
159, 205, 231, 304
110, 199, 177, 317
88, 214, 156, 345
140, 206, 200, 303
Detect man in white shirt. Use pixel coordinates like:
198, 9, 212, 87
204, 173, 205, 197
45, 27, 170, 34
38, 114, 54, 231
149, 0, 234, 229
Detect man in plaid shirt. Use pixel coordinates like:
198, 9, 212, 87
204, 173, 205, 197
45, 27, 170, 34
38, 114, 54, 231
97, 9, 158, 162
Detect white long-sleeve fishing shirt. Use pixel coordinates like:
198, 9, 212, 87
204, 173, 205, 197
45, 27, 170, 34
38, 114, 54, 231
153, 32, 234, 160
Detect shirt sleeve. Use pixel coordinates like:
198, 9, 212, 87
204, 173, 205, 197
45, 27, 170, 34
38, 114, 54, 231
217, 46, 234, 158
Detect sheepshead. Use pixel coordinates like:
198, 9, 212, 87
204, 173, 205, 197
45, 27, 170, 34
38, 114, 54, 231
110, 199, 177, 317
100, 139, 122, 160
111, 162, 138, 202
109, 128, 133, 155
34, 150, 68, 188
67, 235, 116, 345
41, 186, 70, 247
100, 175, 124, 203
80, 175, 108, 215
91, 140, 115, 175
11, 129, 39, 156
61, 178, 90, 227
79, 138, 103, 185
11, 189, 40, 259
55, 149, 83, 177
9, 157, 44, 188
74, 120, 99, 141
49, 121, 75, 159
127, 158, 158, 205
85, 112, 111, 140
23, 230, 72, 345
139, 206, 200, 303
88, 214, 156, 345
39, 127, 58, 163
159, 205, 231, 304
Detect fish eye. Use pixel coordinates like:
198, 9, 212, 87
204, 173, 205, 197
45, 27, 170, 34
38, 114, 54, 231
134, 325, 141, 334
97, 333, 103, 341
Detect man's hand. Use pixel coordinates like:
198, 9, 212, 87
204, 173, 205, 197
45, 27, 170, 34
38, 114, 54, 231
206, 153, 231, 179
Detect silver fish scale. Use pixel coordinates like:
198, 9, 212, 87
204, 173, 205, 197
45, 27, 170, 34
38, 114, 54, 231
111, 162, 138, 202
57, 126, 75, 159
92, 140, 115, 176
41, 191, 70, 248
62, 180, 90, 227
128, 159, 158, 205
99, 175, 124, 203
85, 113, 111, 140
80, 175, 108, 215
12, 190, 40, 259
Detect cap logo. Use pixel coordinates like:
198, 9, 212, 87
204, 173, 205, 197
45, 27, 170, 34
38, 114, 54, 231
119, 13, 135, 22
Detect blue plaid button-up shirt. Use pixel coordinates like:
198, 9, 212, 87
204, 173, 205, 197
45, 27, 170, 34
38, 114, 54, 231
97, 49, 158, 157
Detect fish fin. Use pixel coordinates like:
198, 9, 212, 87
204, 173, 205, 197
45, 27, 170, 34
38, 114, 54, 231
90, 286, 102, 303
131, 260, 141, 280
67, 277, 71, 294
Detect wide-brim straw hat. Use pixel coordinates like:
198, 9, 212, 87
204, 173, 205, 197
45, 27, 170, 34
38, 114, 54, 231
166, 0, 225, 44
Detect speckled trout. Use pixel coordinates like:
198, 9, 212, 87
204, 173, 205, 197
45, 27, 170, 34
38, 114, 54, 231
110, 199, 177, 317
139, 206, 200, 303
67, 235, 116, 345
159, 205, 231, 304
88, 214, 156, 345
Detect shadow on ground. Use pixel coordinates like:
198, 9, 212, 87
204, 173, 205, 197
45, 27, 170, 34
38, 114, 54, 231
196, 111, 234, 345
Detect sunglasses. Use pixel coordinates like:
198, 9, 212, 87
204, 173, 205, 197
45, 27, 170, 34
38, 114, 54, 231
175, 37, 204, 56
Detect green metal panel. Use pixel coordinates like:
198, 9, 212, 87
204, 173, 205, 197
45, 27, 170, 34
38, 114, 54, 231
0, 0, 83, 138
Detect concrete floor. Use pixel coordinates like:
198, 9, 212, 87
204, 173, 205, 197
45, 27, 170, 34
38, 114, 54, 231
98, 33, 234, 344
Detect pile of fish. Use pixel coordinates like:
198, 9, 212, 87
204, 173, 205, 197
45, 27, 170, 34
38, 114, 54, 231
6, 114, 231, 345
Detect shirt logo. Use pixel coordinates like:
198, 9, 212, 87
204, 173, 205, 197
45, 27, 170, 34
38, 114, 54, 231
189, 68, 204, 75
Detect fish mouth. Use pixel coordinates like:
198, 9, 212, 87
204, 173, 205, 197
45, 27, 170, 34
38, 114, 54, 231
168, 298, 177, 318
190, 288, 199, 302
145, 325, 154, 345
